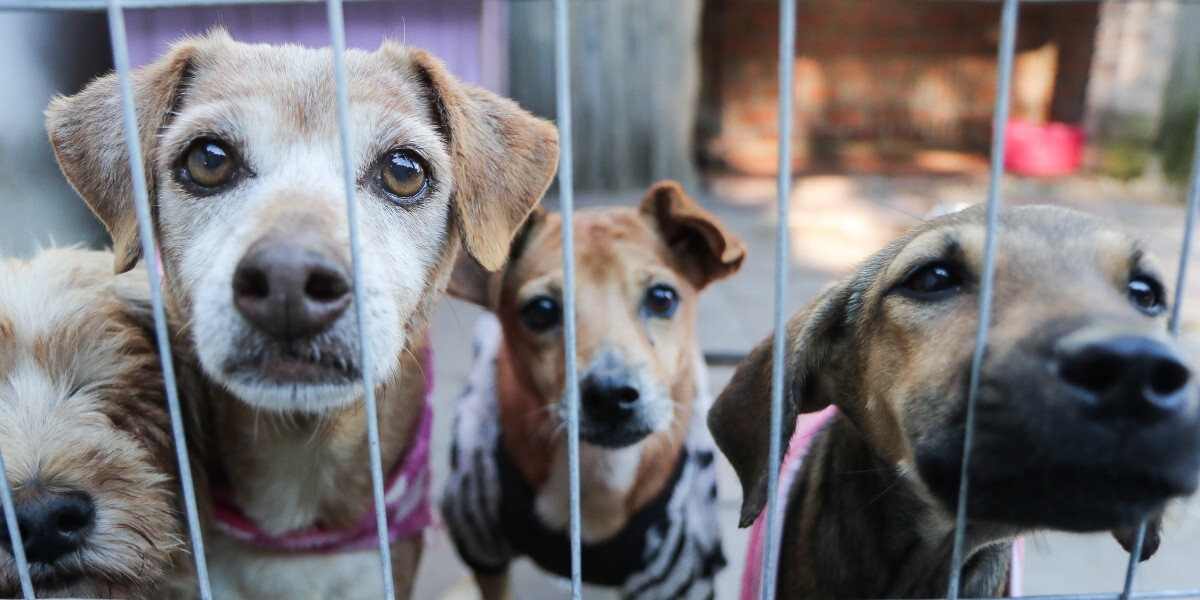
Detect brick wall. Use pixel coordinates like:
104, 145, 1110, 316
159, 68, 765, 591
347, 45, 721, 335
699, 0, 1099, 175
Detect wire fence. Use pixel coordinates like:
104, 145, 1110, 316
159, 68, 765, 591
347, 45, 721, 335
1, 0, 1199, 599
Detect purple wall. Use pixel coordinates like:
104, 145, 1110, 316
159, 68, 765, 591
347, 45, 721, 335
123, 0, 506, 93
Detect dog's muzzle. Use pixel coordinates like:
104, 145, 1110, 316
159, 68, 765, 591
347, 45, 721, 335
0, 488, 95, 590
232, 233, 352, 340
575, 352, 663, 448
917, 329, 1200, 532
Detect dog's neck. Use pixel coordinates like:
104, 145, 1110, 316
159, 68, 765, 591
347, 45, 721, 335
779, 413, 1012, 598
192, 334, 428, 536
496, 344, 696, 543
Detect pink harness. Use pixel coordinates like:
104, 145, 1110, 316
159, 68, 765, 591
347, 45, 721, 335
211, 348, 435, 554
739, 407, 1024, 599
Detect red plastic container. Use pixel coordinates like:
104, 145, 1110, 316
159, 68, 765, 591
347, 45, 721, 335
1004, 119, 1085, 177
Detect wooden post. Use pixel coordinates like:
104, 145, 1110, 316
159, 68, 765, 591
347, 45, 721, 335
509, 0, 702, 192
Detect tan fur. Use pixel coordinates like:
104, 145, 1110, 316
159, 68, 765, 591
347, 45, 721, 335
0, 248, 190, 599
46, 31, 558, 598
450, 181, 744, 597
710, 205, 1200, 598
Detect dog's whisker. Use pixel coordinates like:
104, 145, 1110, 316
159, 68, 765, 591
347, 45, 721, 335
854, 475, 904, 515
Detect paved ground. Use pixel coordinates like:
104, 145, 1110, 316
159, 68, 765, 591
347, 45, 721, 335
411, 173, 1200, 599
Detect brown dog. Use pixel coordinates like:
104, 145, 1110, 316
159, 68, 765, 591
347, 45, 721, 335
0, 249, 191, 598
710, 205, 1200, 598
46, 30, 557, 599
441, 181, 743, 599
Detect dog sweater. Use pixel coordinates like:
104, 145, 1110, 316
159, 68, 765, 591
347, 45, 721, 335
440, 314, 726, 600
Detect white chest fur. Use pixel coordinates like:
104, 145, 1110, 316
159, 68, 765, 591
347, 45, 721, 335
534, 441, 645, 543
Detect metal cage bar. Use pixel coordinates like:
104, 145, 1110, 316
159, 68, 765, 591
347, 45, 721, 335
0, 1, 1199, 600
552, 0, 584, 596
104, 1, 215, 598
9, 0, 1200, 10
760, 0, 798, 598
324, 0, 397, 597
946, 0, 1018, 597
0, 447, 33, 599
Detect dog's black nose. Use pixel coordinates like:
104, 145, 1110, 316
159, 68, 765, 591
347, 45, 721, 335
581, 374, 640, 425
233, 240, 351, 339
1058, 335, 1191, 420
0, 492, 95, 565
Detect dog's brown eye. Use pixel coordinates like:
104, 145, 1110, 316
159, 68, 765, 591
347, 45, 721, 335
519, 295, 561, 333
181, 139, 238, 191
1128, 274, 1166, 316
899, 261, 962, 299
644, 285, 679, 318
377, 150, 427, 202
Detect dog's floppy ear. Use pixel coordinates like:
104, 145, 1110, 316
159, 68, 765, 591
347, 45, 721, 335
46, 35, 212, 274
640, 180, 746, 288
709, 282, 850, 527
448, 207, 547, 308
402, 48, 559, 272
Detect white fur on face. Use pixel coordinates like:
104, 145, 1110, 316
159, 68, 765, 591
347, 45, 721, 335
155, 45, 451, 414
0, 249, 182, 598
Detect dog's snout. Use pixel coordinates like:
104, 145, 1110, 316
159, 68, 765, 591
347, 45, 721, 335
581, 373, 641, 425
0, 492, 95, 565
233, 240, 352, 339
1058, 335, 1192, 420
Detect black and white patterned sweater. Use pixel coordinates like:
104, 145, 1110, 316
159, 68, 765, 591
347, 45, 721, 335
440, 314, 726, 599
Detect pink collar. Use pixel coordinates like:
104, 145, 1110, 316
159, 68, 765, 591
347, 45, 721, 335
211, 401, 433, 553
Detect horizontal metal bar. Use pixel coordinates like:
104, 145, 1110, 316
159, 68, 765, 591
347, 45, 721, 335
7, 0, 1200, 11
702, 351, 748, 367
956, 591, 1200, 600
0, 0, 468, 11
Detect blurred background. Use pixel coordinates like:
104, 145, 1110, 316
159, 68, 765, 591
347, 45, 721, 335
3, 0, 1200, 597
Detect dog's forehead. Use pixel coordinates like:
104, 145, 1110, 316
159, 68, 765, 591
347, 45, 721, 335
0, 252, 132, 381
878, 205, 1143, 284
179, 41, 431, 133
514, 208, 670, 283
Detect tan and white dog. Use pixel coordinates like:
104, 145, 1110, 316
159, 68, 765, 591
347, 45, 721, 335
441, 181, 742, 599
0, 248, 191, 598
46, 31, 558, 599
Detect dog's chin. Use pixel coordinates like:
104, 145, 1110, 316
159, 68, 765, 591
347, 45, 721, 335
917, 452, 1192, 532
205, 332, 379, 413
1, 564, 89, 598
579, 424, 655, 449
967, 468, 1182, 532
220, 374, 365, 414
32, 571, 86, 595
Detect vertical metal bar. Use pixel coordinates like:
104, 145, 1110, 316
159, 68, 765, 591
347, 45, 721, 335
0, 448, 34, 599
324, 1, 396, 598
1120, 521, 1148, 600
552, 0, 583, 596
1121, 100, 1200, 600
761, 0, 798, 598
947, 0, 1019, 597
1168, 111, 1200, 356
105, 1, 213, 598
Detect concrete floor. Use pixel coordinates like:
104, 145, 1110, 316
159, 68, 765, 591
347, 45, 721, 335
411, 174, 1200, 599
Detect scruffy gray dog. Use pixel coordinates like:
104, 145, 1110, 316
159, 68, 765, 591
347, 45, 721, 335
0, 249, 191, 598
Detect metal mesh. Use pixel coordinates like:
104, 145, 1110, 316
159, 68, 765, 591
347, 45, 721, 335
0, 0, 1198, 599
